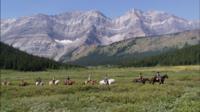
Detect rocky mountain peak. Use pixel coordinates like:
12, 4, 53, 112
1, 9, 199, 61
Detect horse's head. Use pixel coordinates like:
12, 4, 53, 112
108, 79, 115, 84
163, 74, 168, 79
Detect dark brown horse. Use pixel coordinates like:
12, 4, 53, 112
84, 80, 97, 85
150, 74, 168, 84
133, 78, 150, 84
64, 80, 75, 85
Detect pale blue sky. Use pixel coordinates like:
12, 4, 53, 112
1, 0, 199, 20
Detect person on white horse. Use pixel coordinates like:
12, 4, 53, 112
85, 74, 91, 84
36, 77, 42, 82
104, 75, 109, 85
35, 77, 44, 86
88, 74, 91, 81
49, 76, 59, 85
52, 77, 56, 84
99, 76, 115, 85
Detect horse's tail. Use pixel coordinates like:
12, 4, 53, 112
133, 79, 137, 82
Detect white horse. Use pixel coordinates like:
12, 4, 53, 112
49, 80, 60, 85
55, 80, 60, 85
99, 79, 115, 85
35, 81, 44, 86
49, 80, 54, 85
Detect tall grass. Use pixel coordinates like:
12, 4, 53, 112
1, 65, 200, 112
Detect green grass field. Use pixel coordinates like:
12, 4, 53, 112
1, 65, 200, 112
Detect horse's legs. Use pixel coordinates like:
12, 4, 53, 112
152, 79, 156, 84
159, 79, 162, 84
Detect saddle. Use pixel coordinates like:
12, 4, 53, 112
156, 77, 161, 81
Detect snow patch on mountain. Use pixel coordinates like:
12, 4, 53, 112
55, 39, 73, 45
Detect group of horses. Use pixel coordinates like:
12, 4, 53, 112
1, 74, 168, 87
1, 78, 115, 86
35, 78, 116, 86
133, 74, 168, 84
48, 79, 76, 86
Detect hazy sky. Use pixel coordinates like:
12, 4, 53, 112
1, 0, 199, 20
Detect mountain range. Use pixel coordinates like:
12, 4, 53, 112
70, 30, 200, 65
1, 9, 200, 63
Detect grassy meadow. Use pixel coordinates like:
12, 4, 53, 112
1, 65, 200, 112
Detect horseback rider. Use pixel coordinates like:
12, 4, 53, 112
104, 75, 109, 85
155, 72, 161, 82
52, 77, 56, 84
139, 73, 143, 81
64, 76, 71, 85
36, 77, 42, 83
86, 74, 92, 84
88, 74, 91, 81
67, 76, 70, 80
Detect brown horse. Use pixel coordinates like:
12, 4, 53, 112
19, 80, 29, 86
84, 80, 97, 85
150, 74, 168, 84
133, 78, 150, 84
64, 80, 75, 85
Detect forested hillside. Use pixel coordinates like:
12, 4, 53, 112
73, 44, 200, 67
123, 44, 200, 67
69, 30, 200, 65
1, 41, 199, 69
0, 42, 81, 71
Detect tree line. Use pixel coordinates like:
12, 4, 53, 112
121, 44, 200, 67
73, 44, 200, 67
1, 41, 199, 70
0, 42, 81, 71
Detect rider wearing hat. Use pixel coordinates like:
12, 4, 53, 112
104, 74, 109, 85
155, 72, 161, 83
139, 73, 143, 81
